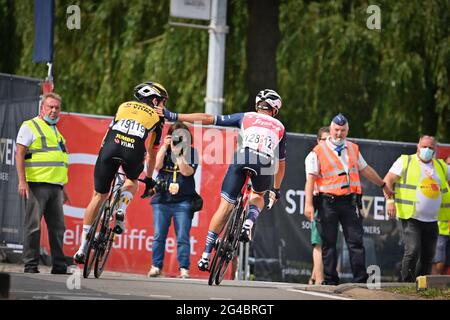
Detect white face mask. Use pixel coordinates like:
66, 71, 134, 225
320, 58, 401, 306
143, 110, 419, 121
43, 114, 59, 125
419, 147, 434, 162
331, 138, 345, 146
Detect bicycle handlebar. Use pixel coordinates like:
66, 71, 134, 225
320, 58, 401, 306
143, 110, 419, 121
266, 197, 275, 210
266, 190, 278, 210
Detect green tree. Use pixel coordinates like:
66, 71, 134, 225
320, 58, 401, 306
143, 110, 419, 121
2, 0, 449, 142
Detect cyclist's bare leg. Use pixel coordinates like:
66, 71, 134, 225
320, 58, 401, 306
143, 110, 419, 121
83, 191, 109, 225
122, 178, 138, 195
113, 178, 139, 234
82, 177, 138, 226
198, 197, 234, 270
74, 191, 108, 262
207, 197, 234, 233
249, 191, 265, 210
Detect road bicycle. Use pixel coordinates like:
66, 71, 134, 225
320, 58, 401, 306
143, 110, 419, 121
82, 157, 168, 278
207, 167, 276, 285
82, 158, 152, 279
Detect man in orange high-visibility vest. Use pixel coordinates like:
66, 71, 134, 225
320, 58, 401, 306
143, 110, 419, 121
305, 114, 393, 285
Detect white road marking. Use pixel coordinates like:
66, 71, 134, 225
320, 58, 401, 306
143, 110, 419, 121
62, 296, 115, 300
11, 290, 102, 296
149, 294, 172, 299
286, 289, 354, 300
11, 289, 115, 300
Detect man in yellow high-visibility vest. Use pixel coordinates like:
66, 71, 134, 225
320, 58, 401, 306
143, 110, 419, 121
384, 136, 450, 282
431, 155, 450, 275
15, 92, 70, 274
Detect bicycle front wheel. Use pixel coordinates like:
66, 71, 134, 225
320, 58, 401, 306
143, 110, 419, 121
215, 241, 233, 285
94, 192, 120, 278
211, 202, 245, 285
208, 239, 223, 285
83, 201, 105, 278
94, 228, 115, 278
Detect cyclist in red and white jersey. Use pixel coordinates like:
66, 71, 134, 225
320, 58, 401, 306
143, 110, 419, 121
158, 89, 286, 271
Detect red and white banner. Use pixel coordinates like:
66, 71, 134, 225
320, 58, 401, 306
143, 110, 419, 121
40, 113, 238, 278
38, 113, 450, 279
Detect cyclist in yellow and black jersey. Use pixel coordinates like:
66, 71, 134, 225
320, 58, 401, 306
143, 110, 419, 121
99, 99, 163, 187
74, 82, 168, 264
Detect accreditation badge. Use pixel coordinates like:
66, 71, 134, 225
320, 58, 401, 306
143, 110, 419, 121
169, 182, 180, 195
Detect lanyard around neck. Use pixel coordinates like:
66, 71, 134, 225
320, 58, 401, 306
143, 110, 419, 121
172, 163, 178, 183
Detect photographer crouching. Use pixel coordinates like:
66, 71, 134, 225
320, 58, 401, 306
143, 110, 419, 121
147, 122, 200, 279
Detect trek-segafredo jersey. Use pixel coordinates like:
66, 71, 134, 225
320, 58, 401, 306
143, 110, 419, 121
215, 112, 286, 159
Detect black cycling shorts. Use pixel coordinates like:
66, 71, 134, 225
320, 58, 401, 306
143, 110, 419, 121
94, 130, 146, 194
220, 148, 276, 204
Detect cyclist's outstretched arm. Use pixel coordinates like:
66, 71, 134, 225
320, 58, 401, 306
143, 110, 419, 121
156, 106, 215, 125
178, 113, 215, 125
157, 106, 244, 128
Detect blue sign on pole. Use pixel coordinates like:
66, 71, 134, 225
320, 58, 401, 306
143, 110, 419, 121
32, 0, 54, 63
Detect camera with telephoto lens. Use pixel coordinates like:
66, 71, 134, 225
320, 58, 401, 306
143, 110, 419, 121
153, 178, 168, 194
171, 134, 183, 146
141, 178, 168, 198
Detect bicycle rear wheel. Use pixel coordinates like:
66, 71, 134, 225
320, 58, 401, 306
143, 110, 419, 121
94, 192, 120, 278
215, 204, 245, 285
207, 198, 244, 286
83, 201, 106, 278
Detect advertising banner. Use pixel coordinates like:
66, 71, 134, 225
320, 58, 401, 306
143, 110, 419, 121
30, 112, 450, 280
0, 74, 40, 245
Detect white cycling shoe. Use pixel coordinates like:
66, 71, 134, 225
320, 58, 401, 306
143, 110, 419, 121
113, 210, 125, 234
197, 257, 210, 271
73, 249, 86, 264
239, 224, 252, 243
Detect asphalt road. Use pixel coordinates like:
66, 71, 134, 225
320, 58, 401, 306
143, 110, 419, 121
6, 270, 351, 301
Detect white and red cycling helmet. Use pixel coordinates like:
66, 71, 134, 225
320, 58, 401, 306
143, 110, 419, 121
255, 89, 282, 115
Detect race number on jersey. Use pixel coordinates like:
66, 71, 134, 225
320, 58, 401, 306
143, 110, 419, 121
241, 112, 285, 157
112, 119, 146, 138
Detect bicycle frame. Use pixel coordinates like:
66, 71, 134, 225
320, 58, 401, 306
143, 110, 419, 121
94, 172, 125, 278
208, 171, 254, 285
83, 171, 125, 279
239, 175, 252, 214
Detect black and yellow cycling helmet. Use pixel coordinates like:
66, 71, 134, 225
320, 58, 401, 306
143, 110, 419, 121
133, 81, 169, 106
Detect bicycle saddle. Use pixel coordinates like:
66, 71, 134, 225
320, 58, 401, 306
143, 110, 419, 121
241, 167, 257, 177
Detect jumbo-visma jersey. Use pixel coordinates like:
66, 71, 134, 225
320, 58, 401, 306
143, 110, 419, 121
110, 101, 161, 142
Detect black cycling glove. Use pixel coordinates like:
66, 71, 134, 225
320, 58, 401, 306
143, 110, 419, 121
271, 188, 281, 200
141, 177, 156, 199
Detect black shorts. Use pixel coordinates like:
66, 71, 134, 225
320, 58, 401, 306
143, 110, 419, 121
94, 130, 146, 194
220, 148, 275, 204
